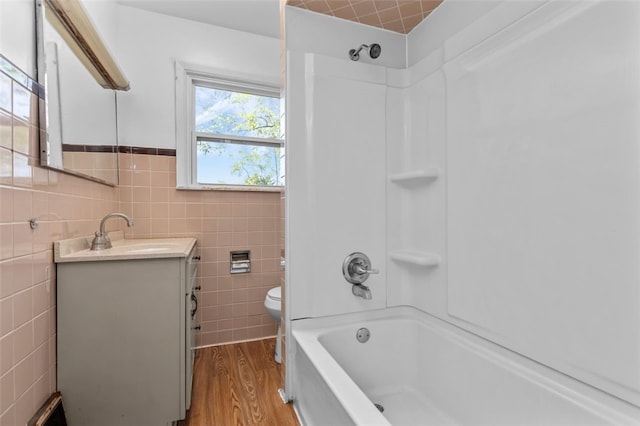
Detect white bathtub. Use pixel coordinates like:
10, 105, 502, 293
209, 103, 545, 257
291, 306, 640, 426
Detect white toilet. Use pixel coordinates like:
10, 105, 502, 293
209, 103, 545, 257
264, 286, 282, 363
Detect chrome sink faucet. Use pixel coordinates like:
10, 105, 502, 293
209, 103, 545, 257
90, 213, 134, 250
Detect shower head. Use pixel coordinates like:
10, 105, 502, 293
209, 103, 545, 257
369, 43, 381, 59
348, 43, 382, 61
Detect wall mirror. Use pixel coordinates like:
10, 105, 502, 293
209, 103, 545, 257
35, 0, 129, 186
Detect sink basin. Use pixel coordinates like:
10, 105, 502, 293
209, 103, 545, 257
124, 247, 173, 254
110, 243, 180, 253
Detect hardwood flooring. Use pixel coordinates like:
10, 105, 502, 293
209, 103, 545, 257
183, 338, 299, 426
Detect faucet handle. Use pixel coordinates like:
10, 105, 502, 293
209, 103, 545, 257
353, 263, 379, 275
343, 252, 379, 285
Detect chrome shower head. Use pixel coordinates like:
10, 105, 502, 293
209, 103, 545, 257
369, 43, 381, 59
348, 43, 382, 61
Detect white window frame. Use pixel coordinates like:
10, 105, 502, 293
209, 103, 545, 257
175, 61, 282, 190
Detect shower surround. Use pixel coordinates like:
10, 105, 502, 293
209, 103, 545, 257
285, 0, 640, 422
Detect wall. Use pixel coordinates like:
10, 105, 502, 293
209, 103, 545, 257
48, 0, 119, 148
112, 4, 283, 347
286, 0, 640, 411
1, 4, 284, 424
287, 52, 387, 319
285, 6, 404, 321
284, 6, 404, 399
441, 0, 640, 406
392, 0, 640, 408
117, 152, 281, 346
285, 7, 406, 69
385, 50, 447, 315
114, 5, 280, 150
0, 58, 119, 426
0, 0, 36, 77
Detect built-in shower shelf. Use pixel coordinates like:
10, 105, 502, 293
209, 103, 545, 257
389, 251, 441, 267
389, 168, 440, 185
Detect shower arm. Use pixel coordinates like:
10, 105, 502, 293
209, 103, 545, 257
349, 44, 369, 60
352, 44, 368, 56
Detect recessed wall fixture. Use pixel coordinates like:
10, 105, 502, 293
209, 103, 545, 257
43, 0, 130, 90
348, 43, 381, 61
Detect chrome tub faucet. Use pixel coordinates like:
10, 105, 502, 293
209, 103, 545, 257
343, 252, 379, 300
351, 284, 372, 300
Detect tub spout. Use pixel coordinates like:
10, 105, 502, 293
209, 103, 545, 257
352, 284, 372, 300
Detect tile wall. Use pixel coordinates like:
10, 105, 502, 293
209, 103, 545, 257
0, 68, 119, 425
62, 151, 118, 184
1, 60, 282, 424
117, 153, 282, 347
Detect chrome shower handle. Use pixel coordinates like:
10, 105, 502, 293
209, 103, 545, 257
353, 263, 379, 275
343, 252, 379, 285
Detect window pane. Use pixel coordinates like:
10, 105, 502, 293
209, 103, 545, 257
197, 140, 283, 186
194, 86, 280, 139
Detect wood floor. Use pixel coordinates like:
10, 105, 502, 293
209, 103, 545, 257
182, 338, 299, 426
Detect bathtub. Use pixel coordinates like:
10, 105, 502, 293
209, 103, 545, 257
291, 306, 640, 425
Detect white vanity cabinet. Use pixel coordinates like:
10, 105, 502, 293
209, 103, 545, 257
55, 237, 197, 426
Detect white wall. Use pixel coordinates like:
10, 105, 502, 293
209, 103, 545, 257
0, 0, 117, 84
286, 7, 406, 69
287, 52, 387, 319
286, 8, 405, 320
43, 1, 119, 147
287, 0, 640, 411
402, 0, 640, 409
0, 0, 36, 77
114, 5, 280, 150
446, 0, 640, 407
385, 51, 447, 315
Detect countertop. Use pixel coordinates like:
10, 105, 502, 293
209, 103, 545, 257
54, 231, 197, 263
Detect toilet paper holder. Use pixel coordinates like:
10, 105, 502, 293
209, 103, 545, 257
230, 250, 251, 274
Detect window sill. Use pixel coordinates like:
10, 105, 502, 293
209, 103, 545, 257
176, 184, 284, 193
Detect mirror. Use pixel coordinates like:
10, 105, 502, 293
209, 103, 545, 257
35, 0, 129, 186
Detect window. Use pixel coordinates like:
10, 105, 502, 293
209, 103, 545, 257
176, 63, 283, 190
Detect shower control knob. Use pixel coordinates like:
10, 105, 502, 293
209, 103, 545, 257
343, 252, 379, 285
354, 264, 379, 276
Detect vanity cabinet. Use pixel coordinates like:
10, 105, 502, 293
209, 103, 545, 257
55, 238, 197, 426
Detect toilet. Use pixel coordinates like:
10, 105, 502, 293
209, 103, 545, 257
264, 286, 282, 363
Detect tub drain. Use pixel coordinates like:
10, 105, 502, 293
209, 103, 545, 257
374, 403, 384, 413
356, 327, 370, 343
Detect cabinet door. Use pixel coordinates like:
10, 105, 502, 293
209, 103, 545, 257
57, 257, 184, 426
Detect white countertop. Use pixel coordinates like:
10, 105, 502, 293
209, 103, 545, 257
54, 231, 197, 263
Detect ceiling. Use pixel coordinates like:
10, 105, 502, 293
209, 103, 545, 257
287, 0, 443, 34
117, 0, 282, 38
117, 1, 444, 39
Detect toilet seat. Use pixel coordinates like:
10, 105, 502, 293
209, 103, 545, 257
267, 286, 281, 302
